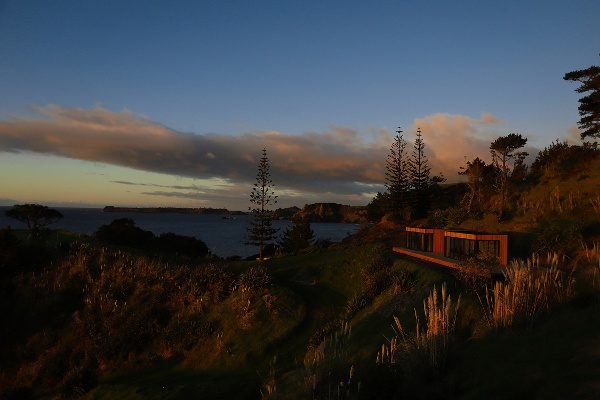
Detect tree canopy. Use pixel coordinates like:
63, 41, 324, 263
278, 218, 314, 254
564, 56, 600, 139
5, 204, 63, 235
459, 157, 497, 215
490, 133, 528, 220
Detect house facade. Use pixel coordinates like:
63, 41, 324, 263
398, 227, 509, 266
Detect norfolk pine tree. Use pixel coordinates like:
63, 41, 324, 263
244, 148, 280, 261
407, 128, 434, 217
384, 127, 409, 218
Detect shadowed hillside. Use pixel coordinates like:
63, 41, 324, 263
1, 150, 600, 399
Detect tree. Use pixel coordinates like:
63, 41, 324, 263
564, 56, 600, 139
278, 217, 315, 254
531, 139, 599, 177
407, 128, 437, 217
366, 191, 389, 222
384, 127, 410, 217
489, 133, 528, 220
95, 218, 155, 248
5, 204, 63, 236
458, 157, 497, 215
245, 148, 280, 261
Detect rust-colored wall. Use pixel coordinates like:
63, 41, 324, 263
432, 229, 445, 253
405, 227, 509, 265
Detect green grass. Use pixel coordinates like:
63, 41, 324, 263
3, 212, 600, 399
86, 366, 260, 400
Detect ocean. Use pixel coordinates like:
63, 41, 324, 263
0, 207, 360, 258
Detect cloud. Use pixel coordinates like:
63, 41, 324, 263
566, 124, 582, 144
111, 180, 203, 191
0, 105, 509, 205
410, 113, 501, 178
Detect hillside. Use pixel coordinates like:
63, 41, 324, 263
1, 151, 600, 399
292, 203, 368, 223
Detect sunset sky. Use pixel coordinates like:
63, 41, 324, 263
0, 1, 598, 210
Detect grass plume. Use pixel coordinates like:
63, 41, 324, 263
378, 283, 461, 373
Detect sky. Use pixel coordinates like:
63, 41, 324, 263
0, 0, 598, 210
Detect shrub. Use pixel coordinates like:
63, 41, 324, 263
446, 207, 469, 227
531, 221, 582, 257
238, 265, 271, 293
94, 218, 155, 248
454, 251, 499, 295
190, 263, 234, 305
278, 219, 314, 254
425, 209, 448, 228
155, 232, 210, 259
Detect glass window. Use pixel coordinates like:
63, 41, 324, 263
407, 232, 433, 251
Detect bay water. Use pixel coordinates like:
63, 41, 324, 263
0, 207, 359, 258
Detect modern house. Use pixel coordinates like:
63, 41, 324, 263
394, 227, 509, 268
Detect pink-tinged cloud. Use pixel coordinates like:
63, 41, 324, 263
410, 113, 502, 178
0, 105, 513, 203
566, 124, 582, 144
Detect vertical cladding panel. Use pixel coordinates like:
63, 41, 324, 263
499, 235, 508, 265
433, 229, 445, 253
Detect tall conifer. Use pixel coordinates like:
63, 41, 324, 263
407, 128, 433, 217
384, 127, 409, 217
244, 148, 279, 260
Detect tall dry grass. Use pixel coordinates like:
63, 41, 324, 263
303, 321, 358, 399
481, 253, 574, 331
584, 241, 600, 294
378, 284, 461, 372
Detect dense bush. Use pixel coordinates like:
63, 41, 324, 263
95, 218, 210, 259
531, 140, 599, 178
155, 232, 210, 258
278, 219, 314, 254
531, 220, 583, 257
94, 218, 155, 248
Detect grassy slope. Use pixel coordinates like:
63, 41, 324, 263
3, 158, 600, 399
456, 157, 600, 235
3, 225, 599, 399
82, 247, 371, 399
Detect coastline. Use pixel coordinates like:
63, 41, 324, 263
102, 206, 247, 215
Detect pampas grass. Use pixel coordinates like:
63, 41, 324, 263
378, 283, 461, 372
303, 321, 358, 399
481, 253, 574, 331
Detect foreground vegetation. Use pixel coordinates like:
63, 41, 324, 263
1, 222, 600, 399
3, 144, 600, 399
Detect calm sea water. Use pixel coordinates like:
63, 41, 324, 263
0, 207, 359, 258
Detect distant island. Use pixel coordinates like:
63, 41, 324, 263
103, 203, 368, 223
103, 206, 247, 215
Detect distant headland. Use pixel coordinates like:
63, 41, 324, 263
102, 206, 247, 215
103, 203, 368, 223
